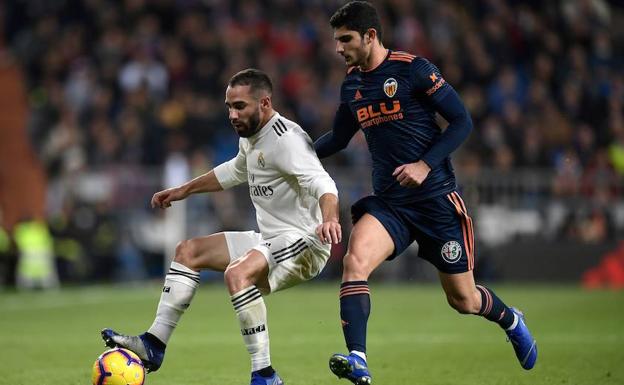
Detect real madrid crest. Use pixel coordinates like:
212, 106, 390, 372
257, 152, 265, 168
383, 78, 398, 98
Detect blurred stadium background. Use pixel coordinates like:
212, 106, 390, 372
1, 0, 623, 288
1, 1, 624, 384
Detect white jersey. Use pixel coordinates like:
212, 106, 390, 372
214, 112, 338, 243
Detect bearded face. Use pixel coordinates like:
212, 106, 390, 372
232, 104, 261, 138
225, 85, 266, 138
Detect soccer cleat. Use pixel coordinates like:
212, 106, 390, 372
101, 328, 165, 373
505, 308, 538, 370
329, 353, 372, 384
250, 371, 284, 385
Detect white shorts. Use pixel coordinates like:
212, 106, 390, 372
224, 231, 330, 294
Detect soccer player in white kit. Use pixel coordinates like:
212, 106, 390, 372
102, 68, 341, 385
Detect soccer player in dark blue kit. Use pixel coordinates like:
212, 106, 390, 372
315, 2, 537, 384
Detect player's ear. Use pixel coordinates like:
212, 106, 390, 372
366, 28, 377, 43
259, 95, 271, 110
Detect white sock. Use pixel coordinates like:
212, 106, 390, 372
351, 350, 367, 362
148, 261, 199, 344
231, 286, 271, 372
505, 313, 519, 331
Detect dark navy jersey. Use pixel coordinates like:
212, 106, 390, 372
315, 50, 473, 204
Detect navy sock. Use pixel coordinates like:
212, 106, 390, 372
339, 281, 370, 353
256, 366, 275, 377
476, 285, 515, 329
144, 332, 167, 350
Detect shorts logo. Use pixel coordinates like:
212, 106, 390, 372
441, 241, 462, 263
383, 78, 398, 97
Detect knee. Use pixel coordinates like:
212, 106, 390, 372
446, 293, 480, 315
174, 240, 199, 269
342, 252, 371, 279
224, 262, 250, 291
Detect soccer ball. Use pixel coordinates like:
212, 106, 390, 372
92, 347, 145, 385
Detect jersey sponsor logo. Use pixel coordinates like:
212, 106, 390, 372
441, 241, 462, 263
249, 184, 274, 197
426, 76, 446, 96
258, 152, 265, 168
241, 324, 266, 336
356, 101, 403, 128
354, 89, 363, 100
383, 78, 398, 97
429, 73, 438, 82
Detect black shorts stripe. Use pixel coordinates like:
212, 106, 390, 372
272, 238, 305, 257
275, 244, 308, 263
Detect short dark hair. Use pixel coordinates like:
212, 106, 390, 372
228, 68, 273, 96
330, 1, 382, 41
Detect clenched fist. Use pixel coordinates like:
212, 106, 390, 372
151, 187, 188, 209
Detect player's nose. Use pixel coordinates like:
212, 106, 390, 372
335, 41, 344, 54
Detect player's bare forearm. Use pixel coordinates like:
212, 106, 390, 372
317, 193, 341, 244
181, 170, 224, 195
319, 193, 339, 223
151, 170, 224, 209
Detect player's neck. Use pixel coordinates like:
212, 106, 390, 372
259, 110, 276, 129
360, 45, 388, 72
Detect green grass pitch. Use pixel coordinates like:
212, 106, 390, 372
1, 283, 623, 385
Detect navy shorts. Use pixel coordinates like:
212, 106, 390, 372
351, 191, 475, 274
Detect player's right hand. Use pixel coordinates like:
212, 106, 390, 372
316, 220, 342, 245
151, 187, 187, 209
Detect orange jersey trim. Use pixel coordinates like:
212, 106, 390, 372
389, 51, 416, 62
391, 51, 416, 57
388, 57, 415, 63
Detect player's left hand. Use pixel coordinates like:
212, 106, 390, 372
393, 160, 431, 187
316, 220, 342, 244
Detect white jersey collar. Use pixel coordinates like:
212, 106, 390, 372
250, 111, 281, 141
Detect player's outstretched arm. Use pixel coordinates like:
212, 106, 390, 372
316, 193, 342, 245
151, 170, 224, 209
314, 103, 359, 158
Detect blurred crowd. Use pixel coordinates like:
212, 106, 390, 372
1, 0, 623, 284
